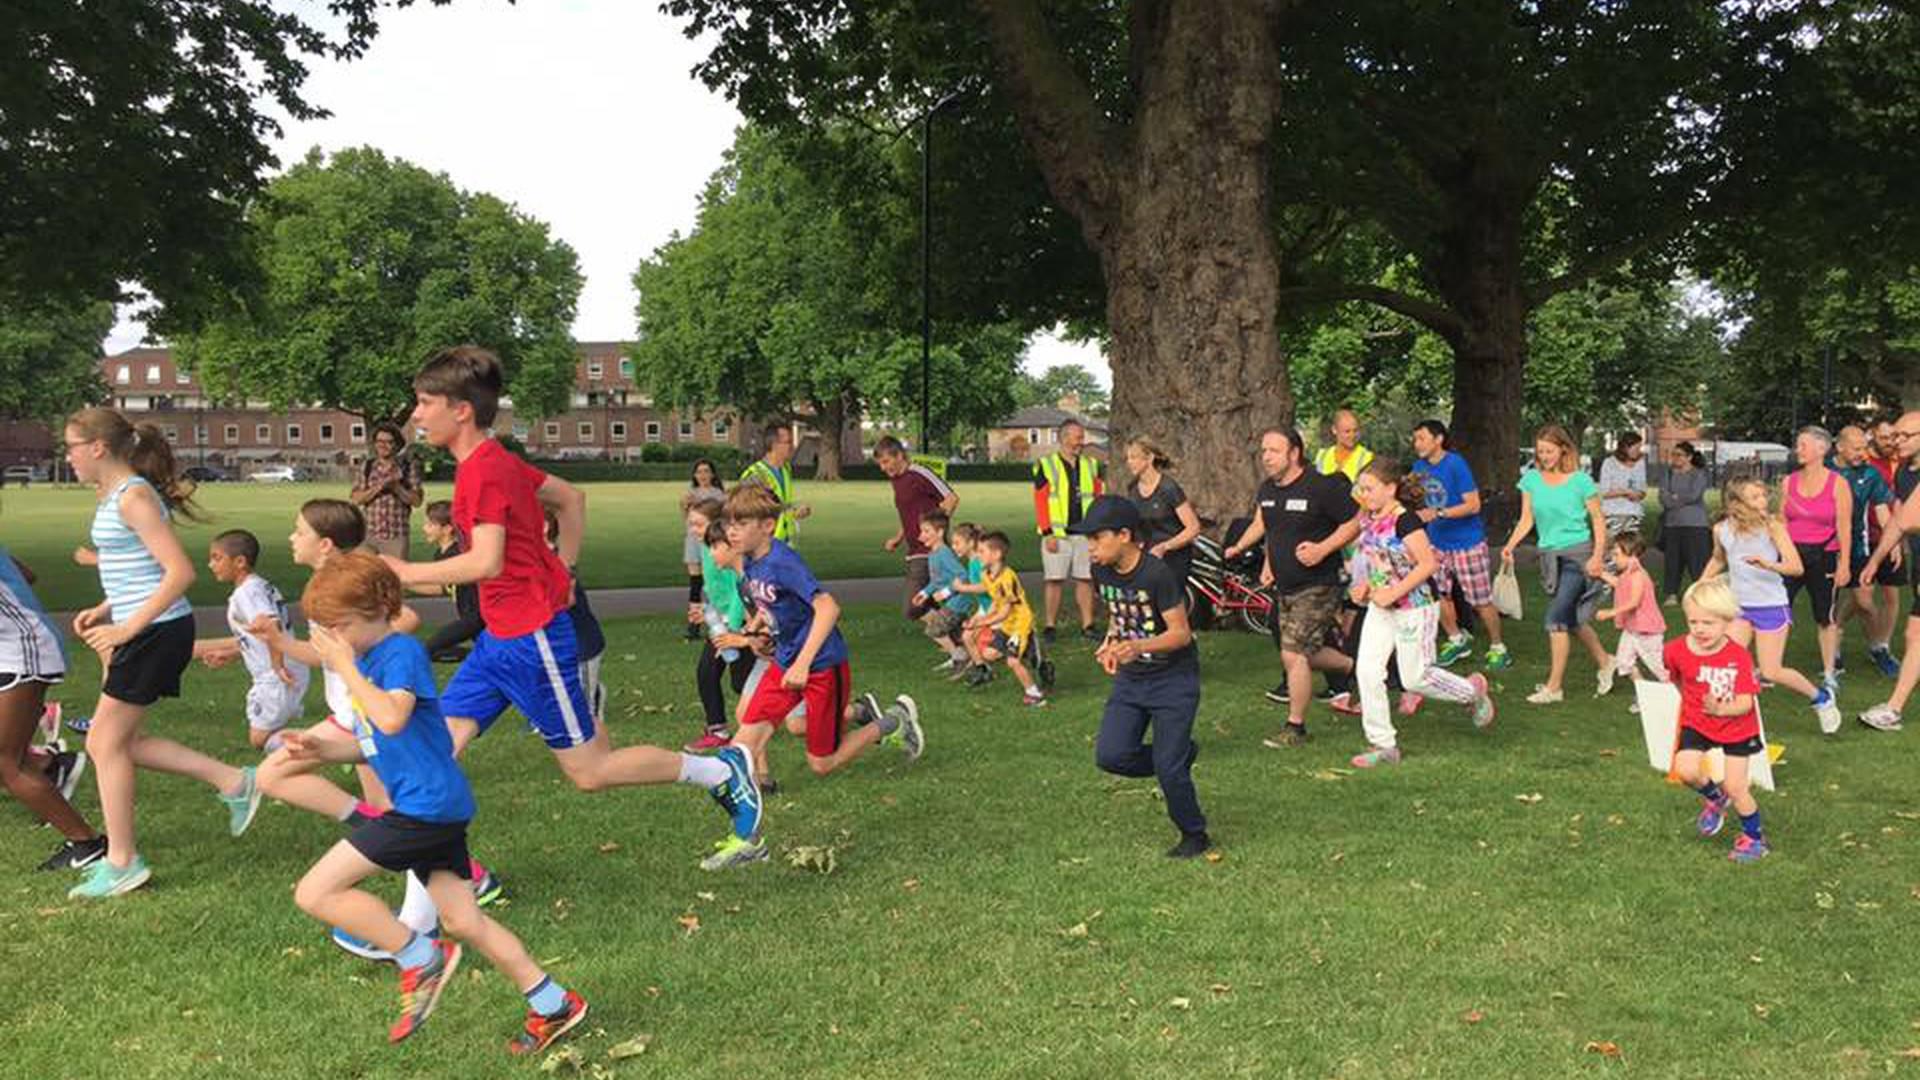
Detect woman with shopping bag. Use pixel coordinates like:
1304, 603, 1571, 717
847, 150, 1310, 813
1500, 425, 1613, 705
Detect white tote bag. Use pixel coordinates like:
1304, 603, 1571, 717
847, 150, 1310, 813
1492, 562, 1524, 621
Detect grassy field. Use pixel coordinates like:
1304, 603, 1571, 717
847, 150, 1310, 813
4, 591, 1920, 1078
0, 481, 1046, 612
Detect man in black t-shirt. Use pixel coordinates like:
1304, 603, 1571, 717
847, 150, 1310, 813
1224, 428, 1362, 746
1072, 496, 1209, 858
1859, 409, 1920, 731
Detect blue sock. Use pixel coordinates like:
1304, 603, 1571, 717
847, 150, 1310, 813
394, 932, 437, 970
1694, 780, 1724, 803
1739, 810, 1764, 840
525, 976, 568, 1017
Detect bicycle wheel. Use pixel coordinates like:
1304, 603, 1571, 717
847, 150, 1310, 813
1237, 591, 1274, 635
1184, 582, 1213, 629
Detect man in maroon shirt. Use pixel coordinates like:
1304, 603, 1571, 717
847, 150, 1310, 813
874, 436, 960, 618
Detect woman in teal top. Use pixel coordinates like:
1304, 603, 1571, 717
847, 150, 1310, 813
1500, 424, 1613, 705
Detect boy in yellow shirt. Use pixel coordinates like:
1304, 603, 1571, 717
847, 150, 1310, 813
960, 532, 1046, 706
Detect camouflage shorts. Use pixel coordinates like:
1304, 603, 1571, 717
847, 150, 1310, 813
1271, 584, 1344, 655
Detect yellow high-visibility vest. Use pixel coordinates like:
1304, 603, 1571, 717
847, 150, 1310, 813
1313, 443, 1374, 482
1033, 452, 1100, 536
740, 459, 797, 541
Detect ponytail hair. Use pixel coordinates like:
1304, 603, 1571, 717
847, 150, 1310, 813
1125, 435, 1174, 472
67, 407, 203, 520
1363, 456, 1426, 511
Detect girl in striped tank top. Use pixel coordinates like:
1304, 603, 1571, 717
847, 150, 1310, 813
1703, 476, 1842, 734
63, 408, 263, 900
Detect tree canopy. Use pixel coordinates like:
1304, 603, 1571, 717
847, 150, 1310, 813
0, 298, 114, 423
174, 147, 583, 424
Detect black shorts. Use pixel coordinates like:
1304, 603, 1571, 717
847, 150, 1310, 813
1784, 544, 1837, 626
1871, 556, 1910, 588
347, 812, 473, 883
1678, 727, 1765, 757
102, 615, 196, 706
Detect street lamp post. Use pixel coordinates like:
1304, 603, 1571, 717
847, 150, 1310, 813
920, 90, 961, 456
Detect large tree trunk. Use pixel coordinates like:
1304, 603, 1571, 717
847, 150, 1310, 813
975, 0, 1292, 526
810, 392, 849, 481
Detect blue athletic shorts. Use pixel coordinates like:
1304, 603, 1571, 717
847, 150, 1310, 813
441, 611, 595, 750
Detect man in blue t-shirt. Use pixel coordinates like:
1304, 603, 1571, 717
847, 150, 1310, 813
1410, 420, 1510, 671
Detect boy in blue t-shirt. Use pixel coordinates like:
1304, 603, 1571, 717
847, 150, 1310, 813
287, 552, 588, 1055
909, 512, 974, 671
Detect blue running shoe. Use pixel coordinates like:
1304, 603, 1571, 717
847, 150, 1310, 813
332, 926, 438, 962
1870, 645, 1901, 679
1728, 834, 1771, 863
709, 745, 763, 841
1695, 795, 1728, 838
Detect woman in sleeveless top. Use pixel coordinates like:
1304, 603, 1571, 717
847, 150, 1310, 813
1781, 426, 1851, 686
1704, 476, 1841, 733
63, 408, 262, 900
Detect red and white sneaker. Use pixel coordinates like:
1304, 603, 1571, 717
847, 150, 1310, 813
389, 939, 462, 1043
507, 989, 590, 1056
684, 731, 731, 753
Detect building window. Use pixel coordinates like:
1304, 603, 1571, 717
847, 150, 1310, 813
577, 421, 595, 441
544, 422, 559, 441
162, 425, 178, 443
1028, 428, 1040, 445
610, 421, 628, 443
678, 420, 694, 440
587, 360, 604, 379
619, 358, 634, 378
145, 364, 161, 384
256, 424, 271, 442
511, 422, 529, 441
712, 418, 730, 439
193, 425, 208, 444
116, 366, 131, 386
175, 368, 191, 385
225, 424, 239, 444
645, 421, 662, 443
319, 423, 334, 443
286, 424, 303, 444
349, 423, 366, 442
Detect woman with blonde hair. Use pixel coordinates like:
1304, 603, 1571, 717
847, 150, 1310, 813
1500, 424, 1612, 704
1702, 475, 1842, 732
1123, 436, 1203, 583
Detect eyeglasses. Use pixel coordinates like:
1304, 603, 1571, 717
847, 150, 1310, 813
1898, 430, 1920, 441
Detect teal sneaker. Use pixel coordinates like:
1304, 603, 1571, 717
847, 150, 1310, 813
223, 766, 262, 837
1483, 643, 1512, 671
1436, 635, 1473, 667
68, 855, 152, 900
699, 833, 770, 871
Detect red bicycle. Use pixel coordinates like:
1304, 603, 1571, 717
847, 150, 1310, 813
1185, 532, 1273, 633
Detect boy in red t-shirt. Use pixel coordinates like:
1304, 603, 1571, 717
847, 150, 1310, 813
382, 346, 763, 870
1663, 578, 1770, 862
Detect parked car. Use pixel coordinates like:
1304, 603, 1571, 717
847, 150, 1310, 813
247, 466, 300, 483
3, 465, 36, 487
183, 465, 231, 483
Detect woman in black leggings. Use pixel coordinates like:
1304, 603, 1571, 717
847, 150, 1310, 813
1657, 441, 1712, 604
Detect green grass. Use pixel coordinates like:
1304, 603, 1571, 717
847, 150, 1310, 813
1, 481, 1045, 612
5, 595, 1920, 1078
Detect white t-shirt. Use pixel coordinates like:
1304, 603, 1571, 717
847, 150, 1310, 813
228, 574, 310, 694
1598, 456, 1648, 521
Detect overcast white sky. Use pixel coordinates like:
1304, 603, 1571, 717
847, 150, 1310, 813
107, 0, 1106, 385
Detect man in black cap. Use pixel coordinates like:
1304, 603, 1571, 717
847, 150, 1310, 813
1072, 495, 1210, 858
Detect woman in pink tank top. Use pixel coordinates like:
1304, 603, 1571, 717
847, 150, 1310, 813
1779, 426, 1852, 689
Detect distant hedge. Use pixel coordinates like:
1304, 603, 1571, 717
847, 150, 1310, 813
536, 459, 1037, 484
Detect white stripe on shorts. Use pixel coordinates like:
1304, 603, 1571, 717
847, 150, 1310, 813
533, 627, 585, 745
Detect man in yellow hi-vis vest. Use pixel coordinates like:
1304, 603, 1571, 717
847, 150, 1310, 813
1312, 408, 1374, 483
1033, 418, 1104, 642
740, 424, 811, 543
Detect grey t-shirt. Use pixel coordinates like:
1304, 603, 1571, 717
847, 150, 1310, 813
1598, 456, 1647, 521
1659, 467, 1711, 529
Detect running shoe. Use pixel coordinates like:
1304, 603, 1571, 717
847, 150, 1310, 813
1261, 724, 1308, 749
708, 745, 763, 841
39, 702, 62, 743
855, 693, 882, 727
1696, 794, 1729, 837
931, 657, 962, 674
963, 665, 994, 688
332, 928, 399, 962
1350, 746, 1403, 768
1822, 670, 1840, 697
471, 867, 505, 907
1483, 643, 1513, 672
47, 749, 87, 803
1079, 625, 1102, 643
1436, 635, 1473, 667
1166, 832, 1212, 859
699, 834, 770, 871
1858, 704, 1904, 732
1526, 685, 1564, 705
222, 766, 262, 837
65, 713, 91, 735
507, 989, 590, 1056
1021, 691, 1049, 708
1728, 834, 1771, 863
1041, 626, 1057, 644
38, 835, 107, 872
389, 939, 462, 1043
1468, 673, 1496, 730
683, 731, 731, 753
1397, 691, 1424, 717
1812, 688, 1842, 735
1870, 645, 1901, 679
1595, 667, 1616, 698
891, 695, 924, 761
67, 855, 151, 900
1264, 683, 1289, 704
1326, 692, 1360, 716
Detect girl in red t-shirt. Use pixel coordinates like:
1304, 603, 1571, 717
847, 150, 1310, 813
1662, 578, 1770, 862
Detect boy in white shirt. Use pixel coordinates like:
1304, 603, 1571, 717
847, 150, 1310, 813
195, 530, 309, 751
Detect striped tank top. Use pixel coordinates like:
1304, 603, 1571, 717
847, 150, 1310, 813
1715, 520, 1790, 609
0, 543, 65, 679
93, 476, 193, 625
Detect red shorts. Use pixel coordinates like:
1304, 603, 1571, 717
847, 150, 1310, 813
740, 660, 852, 758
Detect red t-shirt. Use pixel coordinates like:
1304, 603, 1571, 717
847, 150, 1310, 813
1870, 454, 1898, 488
453, 439, 570, 638
1663, 636, 1761, 743
890, 463, 954, 558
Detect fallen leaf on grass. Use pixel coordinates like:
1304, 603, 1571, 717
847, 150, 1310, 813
1892, 811, 1920, 821
902, 878, 921, 892
784, 845, 838, 875
597, 841, 621, 854
1209, 983, 1232, 997
1584, 1040, 1622, 1058
1169, 997, 1192, 1011
1203, 850, 1224, 864
539, 1046, 585, 1073
607, 1034, 653, 1059
1598, 748, 1619, 758
1309, 769, 1351, 782
676, 914, 701, 935
1515, 793, 1545, 805
1061, 923, 1090, 939
695, 891, 716, 902
1462, 1009, 1485, 1025
1752, 1003, 1771, 1019
1815, 891, 1836, 910
1898, 1047, 1920, 1059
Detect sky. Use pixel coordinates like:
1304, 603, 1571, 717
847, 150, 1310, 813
105, 0, 1106, 385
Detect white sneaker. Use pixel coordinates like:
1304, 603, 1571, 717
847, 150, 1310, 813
1858, 704, 1904, 732
1814, 695, 1842, 735
1526, 686, 1564, 705
1595, 668, 1616, 698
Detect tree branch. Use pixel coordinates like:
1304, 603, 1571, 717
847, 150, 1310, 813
1525, 220, 1682, 306
971, 0, 1123, 237
1277, 283, 1468, 344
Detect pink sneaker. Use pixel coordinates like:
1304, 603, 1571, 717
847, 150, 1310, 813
1327, 692, 1361, 716
683, 732, 731, 753
1397, 692, 1424, 717
1350, 746, 1403, 768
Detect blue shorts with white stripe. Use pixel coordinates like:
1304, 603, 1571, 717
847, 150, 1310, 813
442, 611, 595, 750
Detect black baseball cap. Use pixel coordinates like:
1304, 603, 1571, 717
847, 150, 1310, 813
1068, 494, 1144, 537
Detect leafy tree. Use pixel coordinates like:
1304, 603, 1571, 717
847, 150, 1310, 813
0, 299, 114, 425
174, 147, 583, 425
1016, 362, 1108, 415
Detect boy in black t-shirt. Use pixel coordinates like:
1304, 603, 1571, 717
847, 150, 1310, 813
1072, 496, 1210, 858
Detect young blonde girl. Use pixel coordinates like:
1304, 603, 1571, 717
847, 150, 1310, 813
64, 407, 261, 899
1594, 531, 1668, 693
1349, 459, 1496, 768
1702, 476, 1841, 733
